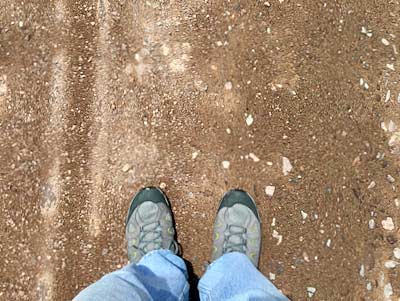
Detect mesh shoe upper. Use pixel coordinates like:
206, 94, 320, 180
126, 187, 178, 263
212, 189, 261, 267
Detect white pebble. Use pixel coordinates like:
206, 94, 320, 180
192, 151, 199, 160
384, 283, 393, 298
395, 198, 400, 207
272, 230, 282, 245
386, 63, 395, 71
361, 26, 373, 37
366, 282, 372, 291
368, 219, 375, 229
246, 114, 254, 126
122, 163, 131, 172
301, 210, 308, 220
282, 156, 293, 175
384, 260, 398, 269
326, 239, 332, 248
226, 128, 231, 134
265, 186, 275, 197
382, 217, 395, 231
385, 90, 391, 102
382, 38, 390, 46
393, 248, 400, 259
359, 264, 365, 277
160, 182, 167, 189
387, 174, 395, 183
224, 81, 233, 90
249, 153, 260, 162
271, 217, 276, 227
367, 181, 376, 189
222, 161, 230, 169
307, 287, 316, 298
388, 120, 397, 132
269, 272, 276, 280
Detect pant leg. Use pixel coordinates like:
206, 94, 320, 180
198, 252, 289, 301
73, 249, 189, 301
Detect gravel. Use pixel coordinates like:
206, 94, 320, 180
265, 186, 275, 197
382, 217, 395, 231
282, 157, 293, 175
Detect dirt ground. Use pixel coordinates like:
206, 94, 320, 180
1, 0, 400, 300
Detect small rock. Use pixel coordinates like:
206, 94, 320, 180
393, 248, 400, 259
359, 264, 365, 277
0, 75, 7, 96
384, 283, 393, 298
226, 128, 231, 134
387, 63, 395, 71
301, 210, 308, 220
382, 217, 395, 231
307, 287, 316, 298
269, 272, 276, 280
361, 26, 373, 37
366, 282, 372, 291
194, 79, 208, 92
368, 219, 375, 229
224, 81, 233, 90
382, 38, 390, 46
160, 182, 167, 189
282, 156, 293, 175
385, 90, 391, 102
388, 120, 397, 132
272, 230, 282, 245
246, 114, 254, 126
395, 198, 400, 207
302, 251, 310, 262
122, 163, 131, 172
387, 175, 395, 183
265, 186, 275, 197
222, 161, 230, 169
367, 181, 376, 189
326, 239, 332, 248
384, 260, 398, 269
249, 153, 260, 162
192, 151, 199, 160
382, 120, 397, 132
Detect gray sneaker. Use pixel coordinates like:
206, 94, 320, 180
211, 189, 261, 267
126, 187, 179, 263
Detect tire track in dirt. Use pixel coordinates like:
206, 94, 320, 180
88, 0, 112, 238
35, 5, 69, 300
36, 48, 68, 301
53, 0, 97, 299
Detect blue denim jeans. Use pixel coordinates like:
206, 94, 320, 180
73, 250, 288, 301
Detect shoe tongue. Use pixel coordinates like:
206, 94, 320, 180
226, 204, 249, 225
137, 202, 159, 222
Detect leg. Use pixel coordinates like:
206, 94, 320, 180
74, 187, 189, 301
74, 250, 189, 301
198, 189, 288, 301
199, 252, 287, 300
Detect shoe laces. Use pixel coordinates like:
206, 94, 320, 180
223, 224, 247, 253
138, 221, 179, 255
138, 221, 163, 254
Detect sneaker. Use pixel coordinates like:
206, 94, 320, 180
125, 187, 179, 263
211, 189, 261, 267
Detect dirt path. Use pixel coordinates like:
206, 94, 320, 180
1, 1, 400, 300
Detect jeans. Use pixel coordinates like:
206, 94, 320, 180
73, 250, 289, 301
